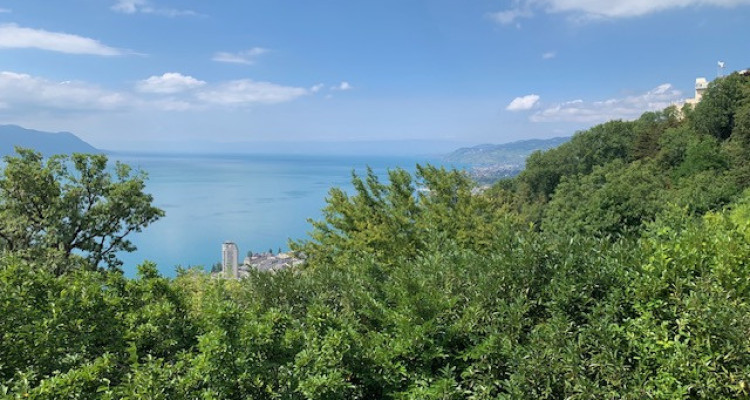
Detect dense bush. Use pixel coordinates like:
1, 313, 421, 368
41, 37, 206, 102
2, 195, 749, 398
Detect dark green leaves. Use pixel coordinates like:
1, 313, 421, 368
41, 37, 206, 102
0, 148, 164, 273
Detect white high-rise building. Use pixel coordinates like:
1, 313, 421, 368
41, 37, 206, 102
222, 241, 239, 278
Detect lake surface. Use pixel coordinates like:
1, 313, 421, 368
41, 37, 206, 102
111, 153, 444, 277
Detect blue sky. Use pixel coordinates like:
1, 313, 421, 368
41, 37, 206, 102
0, 0, 749, 153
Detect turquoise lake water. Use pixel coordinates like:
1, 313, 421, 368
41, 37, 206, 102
111, 153, 444, 277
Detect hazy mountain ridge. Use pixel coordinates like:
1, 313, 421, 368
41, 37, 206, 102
443, 137, 570, 165
0, 125, 100, 157
444, 136, 570, 184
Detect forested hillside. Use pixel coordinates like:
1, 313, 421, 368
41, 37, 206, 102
1, 71, 750, 399
488, 71, 750, 236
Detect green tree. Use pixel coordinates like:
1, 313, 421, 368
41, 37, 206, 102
0, 148, 164, 274
210, 262, 222, 273
629, 107, 681, 160
691, 72, 750, 140
542, 160, 668, 237
512, 120, 638, 226
293, 165, 519, 267
672, 134, 727, 179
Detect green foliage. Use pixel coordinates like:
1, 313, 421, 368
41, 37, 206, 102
3, 73, 750, 398
656, 123, 696, 169
496, 73, 750, 237
518, 119, 636, 201
3, 189, 750, 398
630, 107, 681, 160
672, 134, 728, 179
0, 148, 164, 273
210, 262, 222, 273
0, 258, 125, 385
543, 160, 668, 237
691, 72, 750, 140
293, 165, 522, 267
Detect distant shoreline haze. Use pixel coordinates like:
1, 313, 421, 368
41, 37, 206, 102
103, 139, 477, 157
1, 123, 573, 158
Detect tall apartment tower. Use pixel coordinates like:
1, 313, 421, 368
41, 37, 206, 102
222, 241, 239, 278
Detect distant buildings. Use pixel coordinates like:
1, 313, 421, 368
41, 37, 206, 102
222, 241, 239, 278
217, 242, 302, 279
241, 251, 302, 274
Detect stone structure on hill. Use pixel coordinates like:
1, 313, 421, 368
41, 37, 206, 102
685, 77, 709, 106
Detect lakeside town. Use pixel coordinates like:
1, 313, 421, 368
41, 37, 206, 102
216, 241, 303, 279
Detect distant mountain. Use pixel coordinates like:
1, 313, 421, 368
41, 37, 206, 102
0, 125, 100, 157
444, 137, 571, 184
443, 137, 570, 165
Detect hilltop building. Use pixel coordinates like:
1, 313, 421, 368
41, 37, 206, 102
683, 69, 749, 108
685, 77, 709, 106
222, 241, 239, 278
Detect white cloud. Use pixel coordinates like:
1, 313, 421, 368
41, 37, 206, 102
0, 69, 310, 117
531, 83, 683, 123
0, 8, 11, 13
136, 72, 206, 94
111, 0, 199, 17
542, 51, 556, 59
488, 8, 533, 25
111, 0, 142, 14
310, 83, 325, 93
151, 98, 195, 111
196, 80, 308, 105
0, 71, 130, 112
0, 24, 127, 56
544, 0, 750, 18
139, 74, 309, 107
212, 48, 268, 65
333, 81, 353, 91
492, 0, 750, 23
506, 94, 540, 111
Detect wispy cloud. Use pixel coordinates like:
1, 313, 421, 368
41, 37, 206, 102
111, 0, 199, 17
310, 83, 325, 93
0, 71, 131, 112
333, 81, 353, 91
136, 73, 206, 94
212, 48, 268, 65
0, 24, 129, 56
506, 94, 540, 111
542, 51, 556, 59
530, 84, 683, 123
487, 7, 532, 25
0, 70, 311, 117
0, 8, 11, 13
491, 0, 750, 24
196, 80, 308, 105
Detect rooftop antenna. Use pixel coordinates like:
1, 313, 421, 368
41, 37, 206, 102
718, 61, 726, 77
